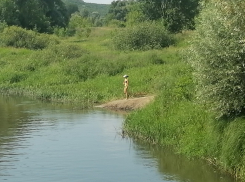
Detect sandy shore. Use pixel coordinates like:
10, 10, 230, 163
95, 96, 154, 111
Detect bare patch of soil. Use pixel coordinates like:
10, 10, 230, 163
95, 96, 154, 111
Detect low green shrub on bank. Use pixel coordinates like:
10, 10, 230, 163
112, 21, 174, 51
0, 26, 59, 49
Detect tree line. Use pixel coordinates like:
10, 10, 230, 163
106, 0, 200, 33
0, 0, 106, 34
0, 0, 201, 34
0, 0, 69, 33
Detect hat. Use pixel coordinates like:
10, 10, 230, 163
123, 75, 128, 78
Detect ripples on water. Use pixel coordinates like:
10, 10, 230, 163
0, 96, 238, 182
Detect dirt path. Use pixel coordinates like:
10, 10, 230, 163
95, 96, 154, 111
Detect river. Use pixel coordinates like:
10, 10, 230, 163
0, 96, 238, 182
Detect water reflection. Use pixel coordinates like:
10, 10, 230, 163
0, 95, 238, 182
132, 139, 238, 182
0, 95, 91, 178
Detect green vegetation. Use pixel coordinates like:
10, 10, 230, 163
188, 0, 245, 118
112, 21, 174, 51
0, 0, 69, 33
124, 0, 245, 180
0, 26, 59, 49
62, 0, 109, 17
0, 0, 107, 34
1, 0, 245, 181
105, 0, 200, 32
0, 27, 172, 108
0, 0, 200, 35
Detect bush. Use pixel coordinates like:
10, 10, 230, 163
0, 21, 7, 33
187, 0, 245, 118
28, 43, 88, 69
0, 26, 59, 49
53, 26, 67, 37
66, 13, 92, 37
112, 21, 174, 51
108, 19, 125, 28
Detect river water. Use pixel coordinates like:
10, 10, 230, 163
0, 96, 238, 182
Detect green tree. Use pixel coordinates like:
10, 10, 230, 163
15, 0, 50, 32
137, 0, 200, 32
105, 0, 128, 25
0, 0, 69, 33
126, 2, 146, 27
0, 0, 19, 26
67, 12, 92, 37
66, 3, 79, 17
188, 0, 245, 118
91, 12, 103, 27
161, 0, 200, 32
42, 0, 69, 28
80, 8, 90, 18
137, 0, 163, 20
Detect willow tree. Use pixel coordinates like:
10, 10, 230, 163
188, 0, 245, 118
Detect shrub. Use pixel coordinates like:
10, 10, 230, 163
53, 26, 67, 37
0, 26, 59, 49
112, 21, 174, 51
66, 13, 92, 37
75, 27, 92, 38
29, 43, 87, 68
187, 0, 245, 118
48, 44, 87, 59
108, 19, 125, 28
0, 21, 7, 33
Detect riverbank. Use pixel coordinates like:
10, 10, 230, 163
96, 96, 154, 111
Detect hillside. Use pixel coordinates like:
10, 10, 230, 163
62, 0, 110, 16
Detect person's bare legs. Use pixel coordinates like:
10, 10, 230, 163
124, 87, 128, 99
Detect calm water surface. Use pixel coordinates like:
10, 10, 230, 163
0, 96, 238, 182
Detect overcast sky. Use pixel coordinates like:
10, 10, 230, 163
84, 0, 113, 4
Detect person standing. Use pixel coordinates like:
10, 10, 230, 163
123, 75, 129, 99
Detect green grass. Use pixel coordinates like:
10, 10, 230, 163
0, 27, 177, 107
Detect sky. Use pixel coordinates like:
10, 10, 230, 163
84, 0, 113, 4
